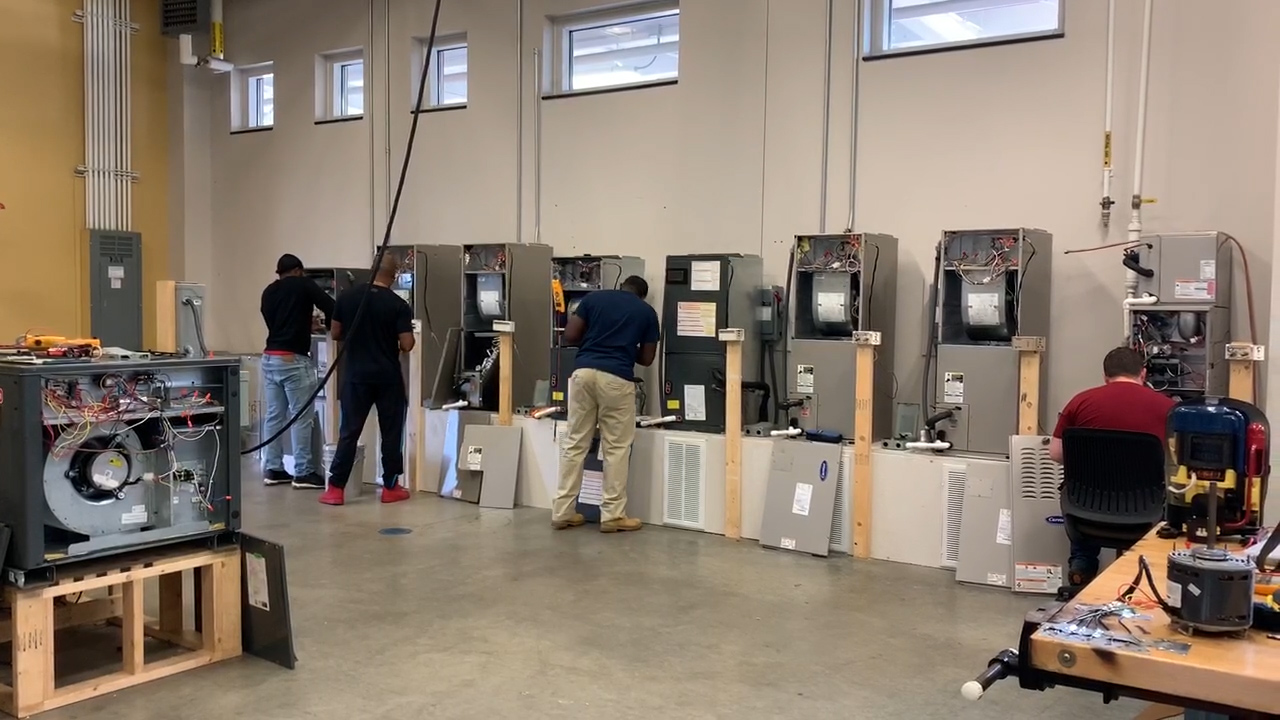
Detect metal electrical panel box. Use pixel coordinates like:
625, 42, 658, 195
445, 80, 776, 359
550, 255, 646, 417
660, 254, 763, 434
788, 233, 899, 439
89, 231, 143, 350
758, 440, 842, 556
385, 244, 464, 406
453, 243, 553, 411
932, 228, 1052, 456
1128, 232, 1232, 401
0, 357, 242, 581
173, 282, 207, 357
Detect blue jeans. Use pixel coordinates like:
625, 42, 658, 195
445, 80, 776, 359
1069, 538, 1101, 584
261, 353, 318, 476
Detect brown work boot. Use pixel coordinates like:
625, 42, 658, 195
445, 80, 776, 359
551, 513, 586, 530
600, 517, 642, 533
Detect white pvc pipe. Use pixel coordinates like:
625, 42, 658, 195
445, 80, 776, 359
123, 0, 132, 230
115, 0, 124, 231
106, 0, 116, 231
770, 427, 804, 437
83, 0, 93, 229
639, 415, 680, 427
1100, 0, 1115, 227
441, 400, 469, 410
1123, 0, 1155, 342
906, 440, 952, 451
845, 0, 863, 232
532, 47, 542, 245
817, 0, 832, 233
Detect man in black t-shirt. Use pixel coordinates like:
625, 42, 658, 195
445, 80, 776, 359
319, 253, 416, 506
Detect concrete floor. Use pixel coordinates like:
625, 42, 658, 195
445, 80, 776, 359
43, 461, 1139, 720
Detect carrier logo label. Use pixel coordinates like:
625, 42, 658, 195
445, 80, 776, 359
1045, 515, 1065, 525
819, 461, 828, 481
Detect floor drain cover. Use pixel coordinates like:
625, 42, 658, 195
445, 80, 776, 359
378, 527, 413, 536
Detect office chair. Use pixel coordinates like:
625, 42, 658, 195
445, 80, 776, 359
1057, 427, 1167, 599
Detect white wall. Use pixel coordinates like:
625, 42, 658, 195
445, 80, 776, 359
178, 0, 1280, 422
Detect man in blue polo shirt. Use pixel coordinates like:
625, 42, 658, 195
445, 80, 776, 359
551, 275, 659, 533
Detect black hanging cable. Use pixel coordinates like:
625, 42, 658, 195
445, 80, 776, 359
243, 0, 445, 455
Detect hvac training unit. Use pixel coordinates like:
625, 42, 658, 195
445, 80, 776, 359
1126, 231, 1232, 400
786, 233, 899, 439
660, 254, 764, 434
386, 243, 463, 403
929, 228, 1052, 456
550, 255, 646, 414
453, 243, 553, 411
0, 357, 242, 583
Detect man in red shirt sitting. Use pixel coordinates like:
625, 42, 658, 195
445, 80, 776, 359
1051, 346, 1175, 585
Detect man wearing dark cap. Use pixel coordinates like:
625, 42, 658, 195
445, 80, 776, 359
259, 253, 334, 489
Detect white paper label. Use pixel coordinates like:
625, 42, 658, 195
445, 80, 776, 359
110, 278, 122, 289
451, 488, 463, 499
478, 290, 502, 316
107, 265, 125, 279
796, 364, 814, 394
676, 301, 717, 338
684, 385, 707, 422
246, 552, 271, 611
1188, 583, 1201, 597
943, 372, 964, 404
1174, 280, 1212, 300
996, 508, 1013, 546
465, 445, 483, 471
579, 469, 604, 506
690, 261, 721, 292
966, 292, 1001, 327
1166, 580, 1183, 608
987, 573, 1008, 586
1014, 563, 1063, 593
792, 482, 814, 516
1200, 260, 1216, 280
121, 509, 148, 525
780, 537, 797, 550
815, 292, 847, 324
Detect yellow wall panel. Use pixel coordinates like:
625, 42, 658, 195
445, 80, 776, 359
0, 0, 168, 345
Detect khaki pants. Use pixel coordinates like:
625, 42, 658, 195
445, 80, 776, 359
552, 368, 637, 523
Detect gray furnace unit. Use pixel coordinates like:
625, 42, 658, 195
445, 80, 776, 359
1126, 231, 1232, 401
89, 230, 143, 350
452, 243, 553, 411
929, 228, 1052, 456
660, 254, 763, 434
787, 233, 899, 439
550, 255, 645, 418
385, 244, 464, 406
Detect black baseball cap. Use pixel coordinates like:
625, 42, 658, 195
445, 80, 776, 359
276, 253, 304, 275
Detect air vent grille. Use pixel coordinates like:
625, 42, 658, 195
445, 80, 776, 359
663, 437, 705, 530
1014, 440, 1061, 501
160, 0, 208, 37
942, 464, 966, 568
830, 451, 850, 551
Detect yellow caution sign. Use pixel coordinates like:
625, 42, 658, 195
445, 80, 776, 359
211, 21, 225, 58
1103, 131, 1112, 169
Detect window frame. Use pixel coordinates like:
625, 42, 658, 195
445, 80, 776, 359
233, 62, 275, 131
412, 34, 468, 110
863, 0, 1064, 60
318, 48, 365, 121
548, 1, 680, 97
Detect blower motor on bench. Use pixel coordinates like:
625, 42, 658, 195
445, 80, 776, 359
1160, 396, 1269, 542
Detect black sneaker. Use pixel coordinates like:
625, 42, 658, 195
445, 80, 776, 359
263, 469, 293, 486
292, 472, 326, 489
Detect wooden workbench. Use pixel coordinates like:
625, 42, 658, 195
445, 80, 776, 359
1027, 527, 1280, 716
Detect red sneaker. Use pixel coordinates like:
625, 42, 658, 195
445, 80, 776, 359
381, 486, 411, 504
318, 487, 345, 506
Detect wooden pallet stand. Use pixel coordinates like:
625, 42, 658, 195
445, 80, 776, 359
0, 544, 242, 717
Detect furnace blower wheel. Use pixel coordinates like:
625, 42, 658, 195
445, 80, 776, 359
65, 434, 133, 501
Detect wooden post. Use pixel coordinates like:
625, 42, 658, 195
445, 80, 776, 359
851, 331, 881, 559
496, 321, 515, 427
154, 280, 177, 353
1226, 343, 1263, 403
406, 319, 424, 491
1013, 336, 1046, 435
719, 329, 745, 540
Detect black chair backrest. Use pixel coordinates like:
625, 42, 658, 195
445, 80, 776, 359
1061, 428, 1166, 525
